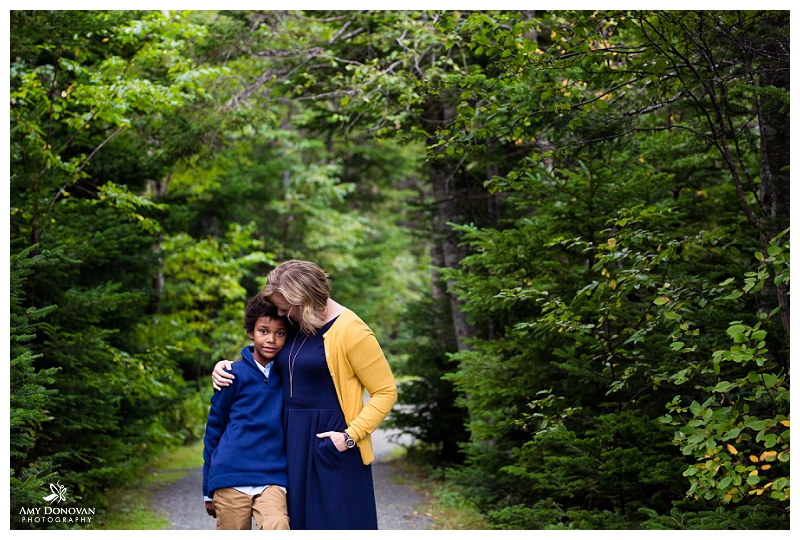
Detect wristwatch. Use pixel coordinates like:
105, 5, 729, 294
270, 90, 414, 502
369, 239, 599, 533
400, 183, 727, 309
342, 431, 356, 449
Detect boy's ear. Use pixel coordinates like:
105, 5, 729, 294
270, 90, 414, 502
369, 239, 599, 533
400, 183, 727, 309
247, 330, 254, 340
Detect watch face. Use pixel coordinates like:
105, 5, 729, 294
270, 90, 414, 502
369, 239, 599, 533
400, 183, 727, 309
344, 434, 356, 448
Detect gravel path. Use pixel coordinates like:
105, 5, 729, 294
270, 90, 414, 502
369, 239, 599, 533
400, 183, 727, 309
148, 428, 432, 530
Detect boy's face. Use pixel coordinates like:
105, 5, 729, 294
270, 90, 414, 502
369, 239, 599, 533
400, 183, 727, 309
248, 316, 287, 367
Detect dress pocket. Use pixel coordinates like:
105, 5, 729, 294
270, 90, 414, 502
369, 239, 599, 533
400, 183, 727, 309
315, 435, 346, 471
322, 436, 344, 455
314, 410, 347, 465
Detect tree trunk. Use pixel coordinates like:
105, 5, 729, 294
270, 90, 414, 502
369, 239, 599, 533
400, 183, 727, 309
423, 99, 475, 351
757, 12, 790, 337
147, 173, 171, 314
757, 12, 790, 239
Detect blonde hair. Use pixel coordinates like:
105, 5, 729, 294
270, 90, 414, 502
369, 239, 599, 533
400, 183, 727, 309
262, 259, 331, 335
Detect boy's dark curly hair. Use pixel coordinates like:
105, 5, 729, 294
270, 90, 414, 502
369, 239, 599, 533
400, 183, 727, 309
243, 293, 287, 333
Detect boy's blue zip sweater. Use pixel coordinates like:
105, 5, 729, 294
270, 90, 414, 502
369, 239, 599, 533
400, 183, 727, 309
202, 346, 287, 497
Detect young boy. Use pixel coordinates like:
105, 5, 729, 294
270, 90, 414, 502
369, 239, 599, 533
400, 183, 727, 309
202, 294, 290, 530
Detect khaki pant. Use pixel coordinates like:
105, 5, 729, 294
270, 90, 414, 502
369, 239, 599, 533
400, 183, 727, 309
213, 486, 290, 530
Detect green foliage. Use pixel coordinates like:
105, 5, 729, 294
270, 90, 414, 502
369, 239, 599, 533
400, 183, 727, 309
385, 296, 467, 463
9, 244, 70, 512
638, 504, 788, 530
144, 221, 274, 380
10, 10, 213, 244
9, 11, 221, 522
658, 231, 789, 508
427, 9, 788, 530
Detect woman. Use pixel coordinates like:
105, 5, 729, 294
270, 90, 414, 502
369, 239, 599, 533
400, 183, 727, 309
211, 259, 397, 530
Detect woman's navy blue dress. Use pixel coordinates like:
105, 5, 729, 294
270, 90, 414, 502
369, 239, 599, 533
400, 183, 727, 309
276, 317, 378, 530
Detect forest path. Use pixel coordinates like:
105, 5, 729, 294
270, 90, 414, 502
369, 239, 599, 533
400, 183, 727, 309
148, 428, 432, 530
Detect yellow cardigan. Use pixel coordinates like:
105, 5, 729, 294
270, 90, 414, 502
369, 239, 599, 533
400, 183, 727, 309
323, 308, 397, 465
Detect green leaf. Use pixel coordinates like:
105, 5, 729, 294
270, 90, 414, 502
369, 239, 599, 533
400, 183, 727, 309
727, 324, 747, 336
713, 381, 736, 393
744, 417, 765, 430
762, 434, 777, 448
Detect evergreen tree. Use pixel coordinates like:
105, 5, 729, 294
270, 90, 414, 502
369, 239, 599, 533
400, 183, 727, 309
10, 244, 65, 515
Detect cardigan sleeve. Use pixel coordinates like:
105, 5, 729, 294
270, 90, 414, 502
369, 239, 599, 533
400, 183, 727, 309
341, 321, 397, 442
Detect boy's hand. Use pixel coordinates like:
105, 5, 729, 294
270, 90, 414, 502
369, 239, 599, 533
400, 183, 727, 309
205, 500, 216, 518
211, 360, 234, 390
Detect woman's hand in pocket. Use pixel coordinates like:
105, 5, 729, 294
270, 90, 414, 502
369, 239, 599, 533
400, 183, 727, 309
316, 431, 347, 452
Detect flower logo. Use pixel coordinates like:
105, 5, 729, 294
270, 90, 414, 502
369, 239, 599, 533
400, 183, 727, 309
42, 481, 67, 505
